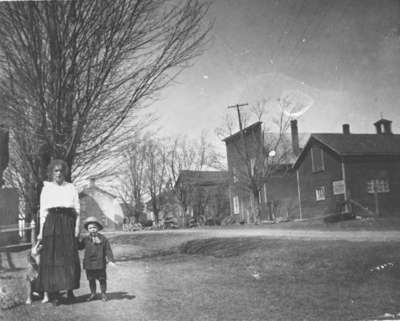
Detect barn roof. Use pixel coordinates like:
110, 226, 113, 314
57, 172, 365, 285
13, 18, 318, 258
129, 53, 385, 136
175, 170, 229, 187
293, 133, 400, 169
222, 121, 262, 143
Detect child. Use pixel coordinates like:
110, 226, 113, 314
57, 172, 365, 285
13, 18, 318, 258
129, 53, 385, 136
78, 216, 115, 302
26, 241, 49, 304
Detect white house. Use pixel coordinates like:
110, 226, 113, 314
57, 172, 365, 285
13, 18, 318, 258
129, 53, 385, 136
79, 178, 125, 230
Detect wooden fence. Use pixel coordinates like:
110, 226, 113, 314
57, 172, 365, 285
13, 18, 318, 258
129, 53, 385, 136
0, 219, 36, 253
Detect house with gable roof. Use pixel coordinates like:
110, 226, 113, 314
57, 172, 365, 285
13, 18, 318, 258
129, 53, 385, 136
174, 170, 230, 225
293, 118, 400, 218
79, 178, 125, 230
223, 121, 305, 223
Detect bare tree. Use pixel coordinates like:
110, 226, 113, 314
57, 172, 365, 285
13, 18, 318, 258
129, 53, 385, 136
0, 0, 211, 221
116, 132, 225, 226
166, 133, 225, 225
167, 132, 224, 184
145, 139, 168, 224
118, 138, 148, 223
218, 98, 293, 222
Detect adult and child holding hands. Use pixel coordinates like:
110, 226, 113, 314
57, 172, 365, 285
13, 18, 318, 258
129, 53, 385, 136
26, 159, 116, 306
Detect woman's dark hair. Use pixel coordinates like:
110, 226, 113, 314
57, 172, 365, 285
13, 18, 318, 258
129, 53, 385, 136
46, 159, 70, 181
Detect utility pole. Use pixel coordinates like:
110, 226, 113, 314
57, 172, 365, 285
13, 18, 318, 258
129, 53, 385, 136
228, 103, 249, 161
227, 103, 250, 167
228, 103, 253, 222
227, 103, 248, 133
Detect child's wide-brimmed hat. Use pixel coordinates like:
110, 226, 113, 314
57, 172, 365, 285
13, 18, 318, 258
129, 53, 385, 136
83, 216, 104, 231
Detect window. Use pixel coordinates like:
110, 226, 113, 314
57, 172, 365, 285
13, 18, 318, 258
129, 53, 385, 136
232, 167, 238, 183
233, 196, 240, 214
311, 146, 325, 172
263, 183, 268, 203
250, 158, 256, 176
367, 179, 389, 193
315, 186, 326, 201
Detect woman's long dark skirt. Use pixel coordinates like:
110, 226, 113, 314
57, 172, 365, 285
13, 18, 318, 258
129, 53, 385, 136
39, 207, 80, 292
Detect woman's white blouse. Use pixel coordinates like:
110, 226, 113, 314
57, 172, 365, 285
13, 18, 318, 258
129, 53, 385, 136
40, 181, 80, 224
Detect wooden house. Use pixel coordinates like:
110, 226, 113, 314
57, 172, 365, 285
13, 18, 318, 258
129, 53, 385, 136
223, 121, 302, 223
79, 178, 125, 230
293, 119, 400, 218
175, 170, 230, 225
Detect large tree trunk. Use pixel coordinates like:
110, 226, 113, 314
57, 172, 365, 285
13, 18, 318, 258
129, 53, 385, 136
0, 126, 9, 187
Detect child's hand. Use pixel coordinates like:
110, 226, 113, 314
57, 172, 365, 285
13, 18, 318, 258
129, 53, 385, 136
108, 261, 116, 268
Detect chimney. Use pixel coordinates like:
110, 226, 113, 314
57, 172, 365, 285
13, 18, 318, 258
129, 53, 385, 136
290, 120, 300, 156
375, 122, 382, 134
342, 124, 350, 135
374, 119, 392, 135
383, 121, 392, 134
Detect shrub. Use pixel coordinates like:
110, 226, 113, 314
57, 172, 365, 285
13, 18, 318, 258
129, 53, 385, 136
164, 217, 179, 229
323, 212, 355, 224
140, 219, 153, 227
205, 218, 221, 226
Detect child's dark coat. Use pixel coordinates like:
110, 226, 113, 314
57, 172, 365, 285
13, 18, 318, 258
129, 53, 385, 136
78, 233, 114, 270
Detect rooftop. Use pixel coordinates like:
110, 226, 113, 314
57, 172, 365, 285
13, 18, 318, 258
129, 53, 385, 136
293, 132, 400, 169
176, 170, 229, 187
312, 133, 400, 156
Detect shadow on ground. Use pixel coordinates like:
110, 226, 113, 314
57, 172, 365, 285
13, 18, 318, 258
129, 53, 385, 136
61, 291, 136, 305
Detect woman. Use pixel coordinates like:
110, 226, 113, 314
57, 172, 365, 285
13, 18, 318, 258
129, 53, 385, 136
37, 159, 80, 304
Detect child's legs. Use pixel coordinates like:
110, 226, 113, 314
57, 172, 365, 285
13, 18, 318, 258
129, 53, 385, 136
86, 270, 97, 294
86, 269, 107, 294
99, 278, 106, 294
89, 279, 96, 293
98, 269, 107, 294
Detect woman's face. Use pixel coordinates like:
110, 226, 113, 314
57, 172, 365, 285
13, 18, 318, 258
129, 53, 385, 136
52, 164, 65, 185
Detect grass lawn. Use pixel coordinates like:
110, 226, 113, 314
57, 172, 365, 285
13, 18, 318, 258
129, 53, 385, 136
118, 235, 400, 321
2, 231, 400, 321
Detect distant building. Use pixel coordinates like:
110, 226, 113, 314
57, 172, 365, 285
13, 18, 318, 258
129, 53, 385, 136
223, 122, 302, 223
144, 186, 184, 226
175, 170, 230, 225
79, 178, 124, 230
293, 119, 400, 218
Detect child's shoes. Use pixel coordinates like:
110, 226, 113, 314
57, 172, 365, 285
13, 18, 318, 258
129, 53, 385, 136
87, 293, 96, 301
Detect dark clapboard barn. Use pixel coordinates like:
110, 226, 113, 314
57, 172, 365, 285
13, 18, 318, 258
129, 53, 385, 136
294, 118, 400, 218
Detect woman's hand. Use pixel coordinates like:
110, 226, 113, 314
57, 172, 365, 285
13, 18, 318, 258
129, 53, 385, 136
37, 232, 43, 241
